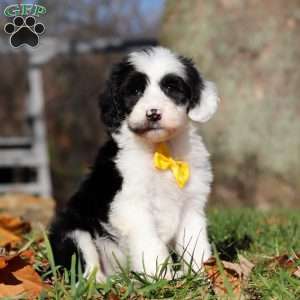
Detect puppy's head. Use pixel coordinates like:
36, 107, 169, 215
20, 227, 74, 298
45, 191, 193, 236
100, 47, 219, 143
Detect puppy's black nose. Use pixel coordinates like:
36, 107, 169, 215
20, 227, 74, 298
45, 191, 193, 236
146, 109, 162, 122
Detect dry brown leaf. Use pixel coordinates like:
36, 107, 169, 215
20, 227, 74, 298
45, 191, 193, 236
0, 213, 31, 248
238, 254, 255, 280
204, 256, 255, 298
20, 250, 36, 265
222, 260, 243, 277
0, 194, 54, 228
0, 257, 7, 269
0, 253, 45, 299
268, 253, 300, 278
107, 292, 120, 300
293, 268, 300, 278
204, 257, 241, 297
0, 213, 31, 235
269, 254, 295, 269
0, 227, 21, 247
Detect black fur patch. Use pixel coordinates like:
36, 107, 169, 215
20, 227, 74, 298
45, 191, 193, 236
99, 60, 148, 133
49, 138, 122, 269
160, 73, 191, 106
48, 225, 84, 272
69, 138, 122, 225
99, 60, 133, 132
120, 71, 149, 114
178, 56, 204, 111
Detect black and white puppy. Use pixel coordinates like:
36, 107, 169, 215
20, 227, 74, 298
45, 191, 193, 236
49, 47, 219, 281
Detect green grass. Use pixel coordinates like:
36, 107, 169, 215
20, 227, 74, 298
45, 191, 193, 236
209, 209, 300, 299
24, 209, 300, 299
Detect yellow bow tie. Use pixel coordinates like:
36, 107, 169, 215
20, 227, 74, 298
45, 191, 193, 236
153, 143, 190, 188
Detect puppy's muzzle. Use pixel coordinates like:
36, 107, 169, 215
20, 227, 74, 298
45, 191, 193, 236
128, 109, 164, 134
146, 109, 162, 122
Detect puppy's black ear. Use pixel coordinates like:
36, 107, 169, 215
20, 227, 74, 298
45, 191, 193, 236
99, 81, 121, 132
180, 56, 220, 123
99, 60, 133, 132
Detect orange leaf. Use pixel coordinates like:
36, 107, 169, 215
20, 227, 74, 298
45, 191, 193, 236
268, 253, 300, 278
0, 257, 7, 269
204, 256, 255, 297
0, 227, 21, 248
204, 257, 241, 297
20, 250, 36, 265
268, 253, 299, 269
0, 254, 45, 299
108, 292, 120, 300
0, 213, 31, 235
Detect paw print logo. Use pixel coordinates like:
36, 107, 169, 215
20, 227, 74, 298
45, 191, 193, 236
4, 16, 45, 48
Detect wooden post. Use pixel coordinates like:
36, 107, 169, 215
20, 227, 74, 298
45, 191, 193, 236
27, 54, 52, 197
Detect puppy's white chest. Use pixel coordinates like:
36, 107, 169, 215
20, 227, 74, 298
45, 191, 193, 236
114, 147, 186, 241
150, 166, 185, 242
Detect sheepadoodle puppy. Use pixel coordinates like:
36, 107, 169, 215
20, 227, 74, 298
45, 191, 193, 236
49, 47, 219, 282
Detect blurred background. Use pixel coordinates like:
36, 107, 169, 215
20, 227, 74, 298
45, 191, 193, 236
0, 0, 299, 213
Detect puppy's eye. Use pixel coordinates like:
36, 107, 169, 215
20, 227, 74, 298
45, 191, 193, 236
166, 84, 182, 93
125, 86, 143, 97
132, 88, 142, 96
166, 85, 174, 91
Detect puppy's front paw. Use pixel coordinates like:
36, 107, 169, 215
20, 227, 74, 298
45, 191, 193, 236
201, 244, 212, 263
181, 244, 212, 274
83, 265, 106, 283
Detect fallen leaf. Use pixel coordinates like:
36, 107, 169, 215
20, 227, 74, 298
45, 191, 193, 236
238, 254, 255, 280
0, 252, 45, 299
222, 260, 243, 277
269, 254, 294, 269
204, 257, 241, 297
0, 214, 31, 235
204, 255, 255, 297
0, 227, 21, 247
293, 268, 300, 278
0, 213, 31, 248
107, 292, 120, 300
0, 194, 54, 228
0, 257, 7, 269
268, 253, 300, 278
20, 250, 36, 265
